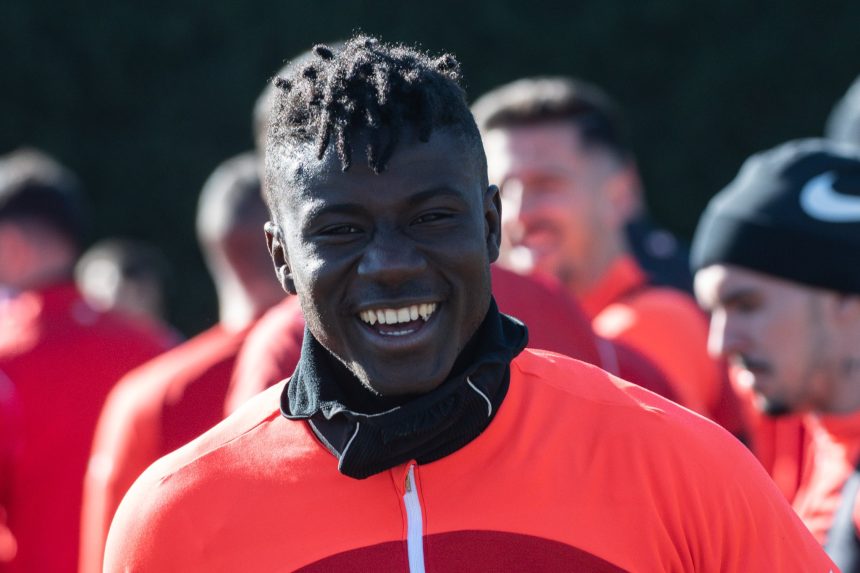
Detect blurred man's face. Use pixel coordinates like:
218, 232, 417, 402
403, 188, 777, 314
695, 264, 839, 415
483, 122, 626, 296
267, 128, 500, 397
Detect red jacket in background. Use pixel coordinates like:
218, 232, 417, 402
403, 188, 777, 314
0, 283, 172, 573
581, 255, 742, 433
224, 296, 304, 414
0, 371, 20, 565
793, 411, 860, 544
79, 322, 255, 573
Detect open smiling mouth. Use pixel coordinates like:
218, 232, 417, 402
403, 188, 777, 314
358, 303, 438, 337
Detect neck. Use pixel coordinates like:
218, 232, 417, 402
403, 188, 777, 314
216, 280, 270, 332
569, 238, 626, 299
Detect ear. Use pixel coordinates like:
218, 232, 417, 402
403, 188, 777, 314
264, 221, 296, 295
602, 163, 640, 227
483, 185, 502, 263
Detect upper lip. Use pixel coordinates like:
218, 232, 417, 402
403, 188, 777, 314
354, 298, 441, 312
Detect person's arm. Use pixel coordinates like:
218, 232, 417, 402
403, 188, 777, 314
79, 377, 160, 573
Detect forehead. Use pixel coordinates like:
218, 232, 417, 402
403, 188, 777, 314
694, 264, 810, 306
482, 122, 608, 183
484, 121, 583, 160
277, 130, 484, 217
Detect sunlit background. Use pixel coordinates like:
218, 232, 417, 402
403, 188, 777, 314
3, 0, 858, 334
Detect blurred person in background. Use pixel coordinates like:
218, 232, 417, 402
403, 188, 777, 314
0, 371, 20, 566
225, 54, 676, 414
692, 139, 860, 570
75, 238, 175, 336
0, 148, 172, 573
79, 152, 284, 573
222, 57, 313, 414
473, 78, 740, 431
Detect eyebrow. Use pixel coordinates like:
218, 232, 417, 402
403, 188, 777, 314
405, 186, 470, 206
717, 286, 759, 307
302, 186, 469, 220
303, 202, 366, 221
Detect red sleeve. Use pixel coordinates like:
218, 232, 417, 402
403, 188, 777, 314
593, 288, 721, 418
79, 373, 161, 573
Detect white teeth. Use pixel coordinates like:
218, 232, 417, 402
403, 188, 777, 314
419, 303, 437, 321
358, 303, 438, 327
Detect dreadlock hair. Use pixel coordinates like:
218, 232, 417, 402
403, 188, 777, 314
265, 35, 483, 199
471, 77, 634, 164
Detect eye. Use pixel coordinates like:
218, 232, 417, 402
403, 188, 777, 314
319, 224, 361, 236
728, 296, 761, 315
412, 211, 454, 225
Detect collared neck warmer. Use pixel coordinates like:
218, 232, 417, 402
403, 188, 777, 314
281, 298, 528, 479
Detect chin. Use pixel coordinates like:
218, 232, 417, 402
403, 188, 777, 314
363, 367, 448, 398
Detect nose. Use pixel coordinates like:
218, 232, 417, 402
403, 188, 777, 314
357, 227, 427, 284
706, 309, 745, 360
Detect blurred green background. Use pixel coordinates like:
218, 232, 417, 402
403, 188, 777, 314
2, 0, 858, 335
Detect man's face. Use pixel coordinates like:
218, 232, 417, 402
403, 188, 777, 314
268, 129, 500, 396
482, 122, 624, 294
695, 264, 839, 415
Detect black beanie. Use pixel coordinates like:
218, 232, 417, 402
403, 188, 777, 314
825, 75, 860, 147
691, 138, 860, 294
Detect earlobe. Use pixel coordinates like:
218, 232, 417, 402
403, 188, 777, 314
264, 221, 297, 295
484, 185, 502, 263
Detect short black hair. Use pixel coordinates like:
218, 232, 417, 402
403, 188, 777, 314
471, 77, 633, 162
265, 35, 482, 191
0, 148, 87, 246
253, 48, 323, 153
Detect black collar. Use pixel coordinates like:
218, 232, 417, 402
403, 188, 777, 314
281, 298, 528, 479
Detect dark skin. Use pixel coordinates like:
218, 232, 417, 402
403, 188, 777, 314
266, 128, 502, 397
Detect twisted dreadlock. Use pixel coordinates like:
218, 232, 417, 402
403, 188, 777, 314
266, 35, 481, 177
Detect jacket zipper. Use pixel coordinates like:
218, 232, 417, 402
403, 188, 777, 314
403, 464, 426, 573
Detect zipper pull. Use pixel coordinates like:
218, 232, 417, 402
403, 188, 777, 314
404, 464, 414, 493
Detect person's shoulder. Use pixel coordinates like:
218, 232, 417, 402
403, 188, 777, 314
104, 380, 309, 565
510, 349, 732, 449
143, 379, 290, 473
249, 296, 304, 341
624, 283, 703, 321
512, 348, 672, 408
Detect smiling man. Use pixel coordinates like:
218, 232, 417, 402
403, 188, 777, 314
104, 37, 831, 572
692, 139, 860, 568
472, 78, 736, 427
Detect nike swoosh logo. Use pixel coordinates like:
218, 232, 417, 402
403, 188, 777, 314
799, 171, 860, 222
